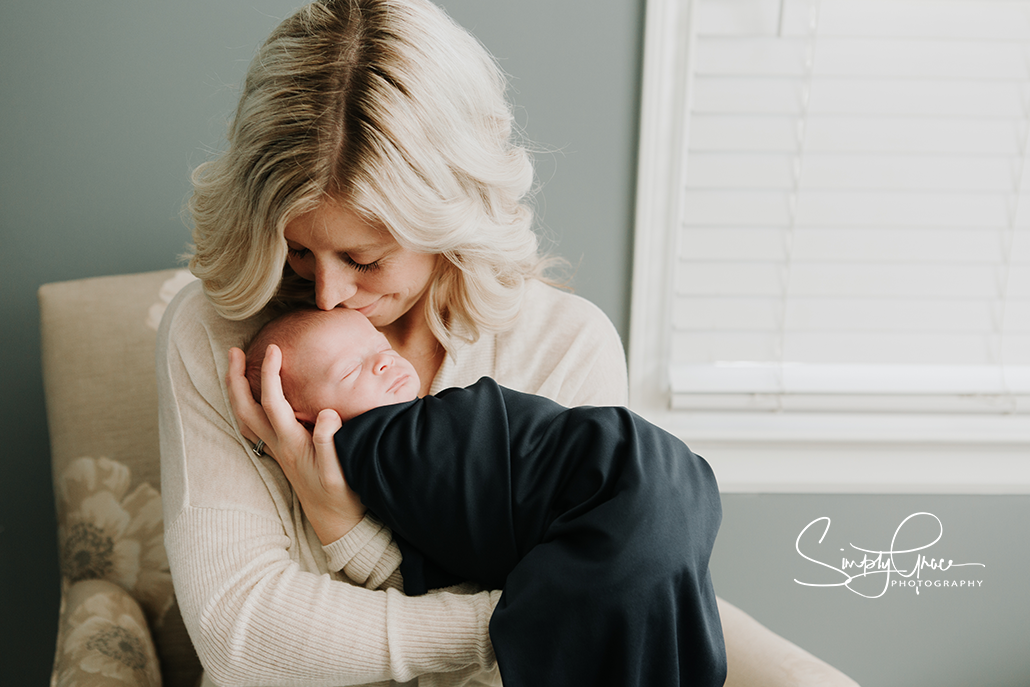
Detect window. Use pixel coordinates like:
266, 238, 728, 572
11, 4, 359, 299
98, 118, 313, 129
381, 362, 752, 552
629, 0, 1030, 492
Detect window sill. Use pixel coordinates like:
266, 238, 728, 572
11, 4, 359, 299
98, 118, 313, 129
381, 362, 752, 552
629, 407, 1030, 493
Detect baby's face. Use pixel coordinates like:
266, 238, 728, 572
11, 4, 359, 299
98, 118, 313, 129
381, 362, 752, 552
283, 309, 420, 423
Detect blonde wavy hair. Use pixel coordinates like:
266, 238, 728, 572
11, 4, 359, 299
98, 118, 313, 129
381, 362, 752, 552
188, 0, 555, 346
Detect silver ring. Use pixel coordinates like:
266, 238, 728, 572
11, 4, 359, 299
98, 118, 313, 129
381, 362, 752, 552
252, 440, 266, 457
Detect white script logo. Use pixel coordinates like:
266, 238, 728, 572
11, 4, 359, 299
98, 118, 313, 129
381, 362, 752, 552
794, 512, 985, 598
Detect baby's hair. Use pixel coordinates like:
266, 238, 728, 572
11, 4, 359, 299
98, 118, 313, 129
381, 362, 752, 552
243, 307, 333, 405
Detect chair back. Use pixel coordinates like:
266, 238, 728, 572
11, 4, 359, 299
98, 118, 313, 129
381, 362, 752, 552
40, 269, 203, 687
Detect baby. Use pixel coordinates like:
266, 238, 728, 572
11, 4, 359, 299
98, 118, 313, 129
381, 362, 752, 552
245, 306, 421, 426
245, 307, 726, 687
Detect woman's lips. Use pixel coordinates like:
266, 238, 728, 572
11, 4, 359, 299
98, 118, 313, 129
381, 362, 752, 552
352, 300, 379, 316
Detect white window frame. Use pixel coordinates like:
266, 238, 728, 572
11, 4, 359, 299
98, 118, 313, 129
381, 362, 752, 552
628, 0, 1030, 494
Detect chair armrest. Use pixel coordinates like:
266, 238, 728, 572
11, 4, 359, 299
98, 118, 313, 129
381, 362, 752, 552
52, 579, 162, 687
719, 598, 861, 687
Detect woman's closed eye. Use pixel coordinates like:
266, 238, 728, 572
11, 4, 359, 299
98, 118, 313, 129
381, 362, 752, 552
347, 255, 381, 273
286, 246, 381, 273
287, 246, 309, 260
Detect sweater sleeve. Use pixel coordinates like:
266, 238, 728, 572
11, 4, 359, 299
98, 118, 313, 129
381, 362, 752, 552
157, 285, 497, 686
321, 515, 404, 590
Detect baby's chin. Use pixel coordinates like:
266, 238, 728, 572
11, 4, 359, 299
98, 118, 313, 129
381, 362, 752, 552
385, 384, 420, 407
338, 396, 418, 423
393, 372, 421, 402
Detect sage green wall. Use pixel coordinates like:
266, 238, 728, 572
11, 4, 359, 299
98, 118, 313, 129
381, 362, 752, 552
2, 1, 1027, 686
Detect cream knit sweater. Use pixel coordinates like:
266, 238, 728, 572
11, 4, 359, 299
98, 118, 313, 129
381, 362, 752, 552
156, 279, 628, 687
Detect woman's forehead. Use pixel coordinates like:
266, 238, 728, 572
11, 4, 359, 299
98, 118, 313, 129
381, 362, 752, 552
285, 203, 393, 249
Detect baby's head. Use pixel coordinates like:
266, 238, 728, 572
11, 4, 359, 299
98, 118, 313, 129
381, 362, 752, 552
245, 308, 421, 424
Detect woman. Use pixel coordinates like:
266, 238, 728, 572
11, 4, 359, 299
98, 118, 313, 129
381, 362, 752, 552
157, 1, 857, 685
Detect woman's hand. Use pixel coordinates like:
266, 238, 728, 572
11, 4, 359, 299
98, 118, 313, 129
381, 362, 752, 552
227, 345, 367, 544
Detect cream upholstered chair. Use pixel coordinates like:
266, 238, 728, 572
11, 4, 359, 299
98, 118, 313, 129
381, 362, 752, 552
40, 269, 203, 687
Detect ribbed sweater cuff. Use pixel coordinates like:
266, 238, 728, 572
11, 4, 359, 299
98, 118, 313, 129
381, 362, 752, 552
322, 514, 400, 588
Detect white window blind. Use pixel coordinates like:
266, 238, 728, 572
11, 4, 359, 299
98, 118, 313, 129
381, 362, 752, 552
635, 0, 1030, 416
630, 0, 1030, 491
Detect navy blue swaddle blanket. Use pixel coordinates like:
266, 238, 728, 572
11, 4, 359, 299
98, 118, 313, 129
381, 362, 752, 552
334, 377, 726, 687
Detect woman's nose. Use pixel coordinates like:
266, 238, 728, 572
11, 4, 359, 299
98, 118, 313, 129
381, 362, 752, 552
314, 260, 358, 310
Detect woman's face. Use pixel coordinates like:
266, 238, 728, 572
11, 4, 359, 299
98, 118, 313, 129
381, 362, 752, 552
283, 202, 438, 329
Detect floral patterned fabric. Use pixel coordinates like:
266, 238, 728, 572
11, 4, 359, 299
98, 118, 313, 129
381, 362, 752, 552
57, 457, 174, 627
53, 580, 162, 687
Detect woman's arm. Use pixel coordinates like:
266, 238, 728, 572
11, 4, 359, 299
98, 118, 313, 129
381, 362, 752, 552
157, 286, 499, 686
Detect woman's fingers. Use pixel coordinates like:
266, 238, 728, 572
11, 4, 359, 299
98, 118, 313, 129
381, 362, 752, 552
260, 344, 311, 464
308, 408, 366, 540
226, 346, 272, 445
313, 409, 345, 491
259, 345, 297, 430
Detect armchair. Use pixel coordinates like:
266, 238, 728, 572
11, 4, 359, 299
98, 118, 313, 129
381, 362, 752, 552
40, 269, 203, 687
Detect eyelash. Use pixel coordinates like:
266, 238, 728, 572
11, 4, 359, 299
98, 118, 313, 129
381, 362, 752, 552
350, 258, 381, 273
286, 247, 381, 273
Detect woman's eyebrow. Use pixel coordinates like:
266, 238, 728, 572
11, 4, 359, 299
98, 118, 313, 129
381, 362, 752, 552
286, 238, 386, 253
343, 242, 389, 254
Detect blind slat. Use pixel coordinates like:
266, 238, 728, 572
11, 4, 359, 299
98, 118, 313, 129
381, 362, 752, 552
697, 0, 1030, 41
682, 190, 1011, 227
693, 77, 1029, 117
670, 331, 1016, 366
681, 227, 1007, 262
697, 37, 1029, 79
673, 297, 1001, 333
690, 115, 1023, 154
671, 363, 1030, 394
687, 153, 1018, 191
676, 263, 1005, 298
